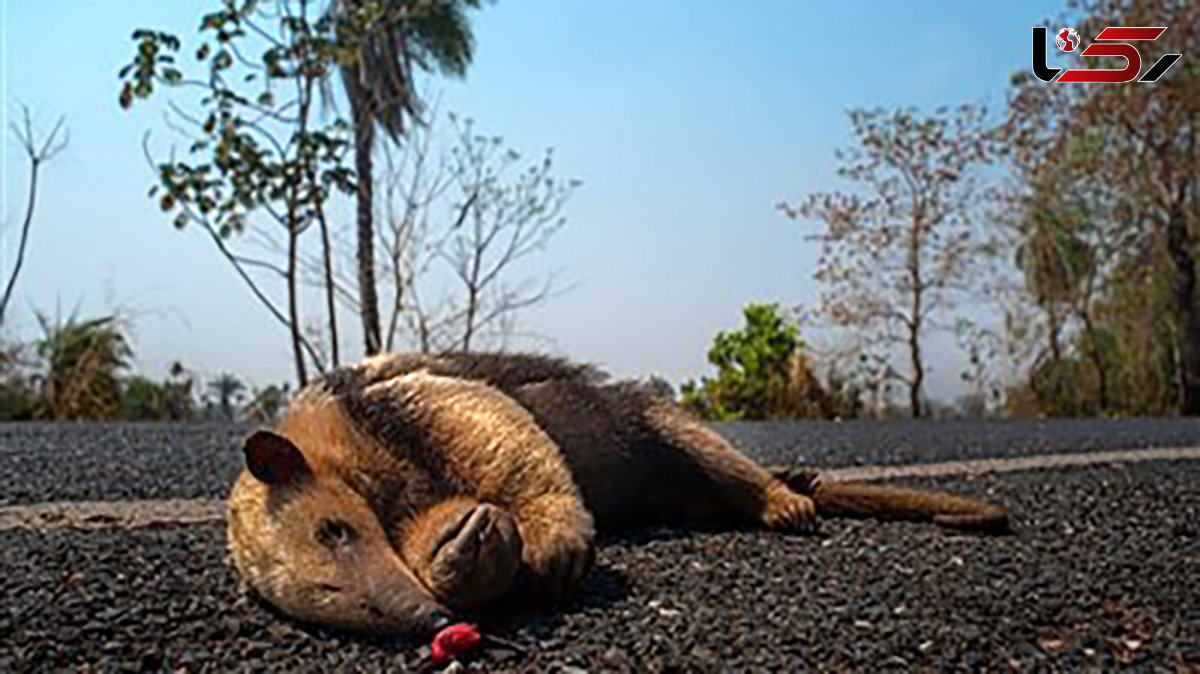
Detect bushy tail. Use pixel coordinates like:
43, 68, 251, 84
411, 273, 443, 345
770, 467, 1009, 534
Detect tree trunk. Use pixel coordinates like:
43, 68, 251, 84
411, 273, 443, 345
317, 205, 340, 368
462, 287, 478, 352
1165, 208, 1200, 414
352, 95, 383, 356
908, 206, 924, 419
287, 209, 308, 388
1047, 304, 1062, 365
460, 226, 484, 353
1079, 309, 1108, 413
908, 325, 924, 418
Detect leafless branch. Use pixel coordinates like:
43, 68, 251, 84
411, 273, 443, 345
1, 104, 69, 324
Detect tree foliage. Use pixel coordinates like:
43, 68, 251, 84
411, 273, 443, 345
206, 372, 248, 421
120, 0, 360, 386
0, 344, 38, 421
118, 1, 555, 384
121, 363, 197, 421
1004, 0, 1200, 416
243, 383, 289, 423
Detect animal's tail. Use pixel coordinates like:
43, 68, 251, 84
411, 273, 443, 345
770, 467, 1009, 534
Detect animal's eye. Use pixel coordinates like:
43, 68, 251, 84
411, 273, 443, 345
315, 518, 356, 548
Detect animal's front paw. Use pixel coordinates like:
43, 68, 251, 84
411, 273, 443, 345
428, 503, 523, 607
761, 481, 818, 533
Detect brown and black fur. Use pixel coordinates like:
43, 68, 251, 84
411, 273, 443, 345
227, 353, 1007, 637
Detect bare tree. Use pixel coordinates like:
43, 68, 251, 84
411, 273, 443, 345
376, 106, 460, 351
2, 104, 68, 325
376, 113, 578, 353
440, 118, 574, 351
780, 106, 1001, 417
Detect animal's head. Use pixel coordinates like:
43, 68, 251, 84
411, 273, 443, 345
227, 430, 451, 636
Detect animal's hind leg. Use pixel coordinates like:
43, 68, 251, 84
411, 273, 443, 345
642, 401, 817, 532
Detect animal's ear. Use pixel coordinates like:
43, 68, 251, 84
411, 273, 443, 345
244, 430, 312, 486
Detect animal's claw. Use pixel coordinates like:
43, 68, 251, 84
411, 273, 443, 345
769, 466, 822, 496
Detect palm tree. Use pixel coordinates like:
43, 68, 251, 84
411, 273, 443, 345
1015, 164, 1104, 411
35, 314, 131, 420
207, 373, 247, 422
1015, 211, 1092, 364
329, 0, 483, 355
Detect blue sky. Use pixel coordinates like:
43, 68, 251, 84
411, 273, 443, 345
1, 1, 1058, 397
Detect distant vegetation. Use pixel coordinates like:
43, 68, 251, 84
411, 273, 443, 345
0, 313, 286, 423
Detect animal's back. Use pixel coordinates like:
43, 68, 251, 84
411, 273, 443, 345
327, 352, 765, 530
334, 352, 1009, 534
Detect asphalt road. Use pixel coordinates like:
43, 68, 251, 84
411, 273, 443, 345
1, 420, 1198, 671
4, 418, 1200, 505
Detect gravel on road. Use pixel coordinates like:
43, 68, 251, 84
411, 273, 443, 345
3, 444, 1198, 671
0, 423, 246, 506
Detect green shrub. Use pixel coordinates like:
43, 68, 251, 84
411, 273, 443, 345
681, 303, 862, 421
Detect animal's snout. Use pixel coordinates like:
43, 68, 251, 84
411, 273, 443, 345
347, 544, 455, 635
357, 595, 452, 635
